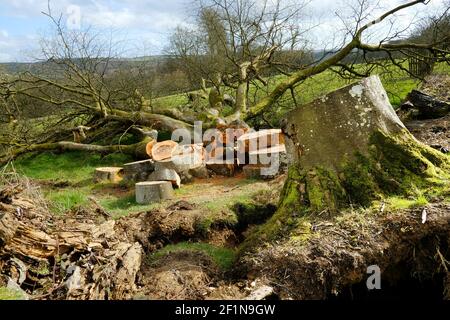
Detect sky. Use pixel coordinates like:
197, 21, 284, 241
0, 0, 447, 62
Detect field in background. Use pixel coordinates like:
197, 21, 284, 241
153, 62, 450, 118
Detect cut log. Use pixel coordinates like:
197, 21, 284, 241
145, 140, 157, 158
148, 166, 182, 188
159, 144, 205, 172
93, 167, 123, 183
248, 144, 286, 155
238, 129, 285, 152
135, 181, 175, 204
205, 146, 235, 164
151, 140, 179, 162
407, 90, 450, 119
123, 159, 155, 182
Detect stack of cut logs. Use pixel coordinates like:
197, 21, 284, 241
94, 126, 286, 204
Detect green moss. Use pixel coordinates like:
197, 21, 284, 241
241, 129, 450, 253
387, 195, 429, 210
306, 167, 347, 212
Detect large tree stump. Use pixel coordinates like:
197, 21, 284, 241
276, 75, 450, 215
93, 167, 123, 183
135, 181, 174, 204
123, 159, 155, 182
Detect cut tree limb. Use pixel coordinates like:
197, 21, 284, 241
406, 90, 450, 119
123, 159, 155, 182
151, 141, 179, 162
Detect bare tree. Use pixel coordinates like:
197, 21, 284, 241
247, 0, 450, 120
170, 0, 311, 116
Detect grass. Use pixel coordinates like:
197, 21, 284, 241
0, 287, 27, 300
99, 195, 164, 218
14, 151, 132, 183
148, 242, 236, 271
45, 188, 89, 214
386, 195, 429, 210
12, 151, 133, 214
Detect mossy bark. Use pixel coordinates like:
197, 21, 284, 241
244, 76, 450, 245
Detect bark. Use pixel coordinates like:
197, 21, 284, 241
252, 76, 450, 242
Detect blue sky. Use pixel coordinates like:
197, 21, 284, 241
0, 0, 447, 62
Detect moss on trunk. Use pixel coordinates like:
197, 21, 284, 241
241, 76, 450, 250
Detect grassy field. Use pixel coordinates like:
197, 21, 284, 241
152, 61, 450, 117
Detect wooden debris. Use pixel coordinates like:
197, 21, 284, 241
148, 166, 182, 188
135, 181, 174, 204
93, 167, 123, 183
161, 144, 205, 172
0, 186, 145, 300
407, 90, 450, 119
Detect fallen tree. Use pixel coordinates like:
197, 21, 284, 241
1, 0, 449, 165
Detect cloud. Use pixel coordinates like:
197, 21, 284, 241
0, 0, 447, 62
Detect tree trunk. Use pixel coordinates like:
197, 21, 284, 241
263, 76, 450, 238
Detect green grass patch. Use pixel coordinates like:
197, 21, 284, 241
386, 195, 429, 210
0, 287, 27, 300
45, 188, 89, 214
99, 195, 163, 218
148, 242, 236, 271
14, 151, 132, 184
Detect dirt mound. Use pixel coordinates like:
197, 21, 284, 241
139, 251, 219, 300
406, 115, 450, 150
238, 203, 450, 299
